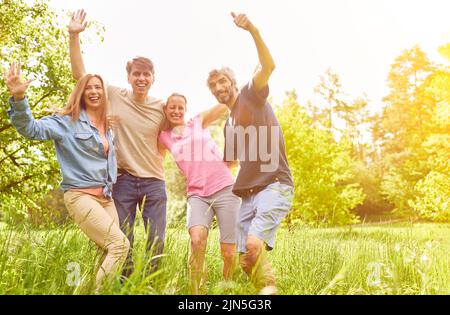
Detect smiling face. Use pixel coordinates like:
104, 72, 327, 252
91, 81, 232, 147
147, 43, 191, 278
82, 76, 104, 111
164, 95, 187, 128
127, 63, 154, 99
207, 73, 237, 106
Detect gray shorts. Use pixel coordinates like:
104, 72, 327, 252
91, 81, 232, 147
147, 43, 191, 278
187, 185, 240, 244
237, 181, 293, 253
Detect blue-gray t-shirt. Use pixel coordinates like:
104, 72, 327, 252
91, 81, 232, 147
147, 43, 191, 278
224, 81, 293, 197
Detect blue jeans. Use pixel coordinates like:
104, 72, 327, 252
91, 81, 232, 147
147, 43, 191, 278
113, 172, 167, 274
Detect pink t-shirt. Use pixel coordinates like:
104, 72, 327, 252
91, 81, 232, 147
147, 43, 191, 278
159, 115, 235, 197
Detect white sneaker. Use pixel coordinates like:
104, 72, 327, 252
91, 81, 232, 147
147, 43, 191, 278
259, 285, 278, 295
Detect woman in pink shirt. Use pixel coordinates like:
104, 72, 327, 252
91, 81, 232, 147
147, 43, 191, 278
158, 93, 240, 294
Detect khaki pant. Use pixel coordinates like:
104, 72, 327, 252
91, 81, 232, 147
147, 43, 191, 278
64, 191, 130, 290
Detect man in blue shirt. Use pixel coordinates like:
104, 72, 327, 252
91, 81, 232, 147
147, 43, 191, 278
207, 13, 294, 295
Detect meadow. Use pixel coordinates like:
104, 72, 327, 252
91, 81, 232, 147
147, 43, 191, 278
0, 221, 449, 295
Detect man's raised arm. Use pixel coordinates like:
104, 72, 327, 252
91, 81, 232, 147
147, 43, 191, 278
231, 12, 275, 91
68, 9, 87, 80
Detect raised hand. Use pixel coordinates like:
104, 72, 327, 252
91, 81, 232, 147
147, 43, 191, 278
230, 12, 274, 91
231, 12, 255, 33
3, 62, 33, 100
68, 9, 87, 34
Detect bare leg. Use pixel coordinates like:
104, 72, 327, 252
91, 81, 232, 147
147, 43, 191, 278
220, 242, 236, 280
239, 234, 276, 293
188, 226, 208, 294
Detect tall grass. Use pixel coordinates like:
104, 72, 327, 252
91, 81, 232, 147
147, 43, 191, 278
0, 221, 449, 295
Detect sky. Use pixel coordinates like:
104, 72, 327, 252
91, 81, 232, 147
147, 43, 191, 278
49, 0, 450, 118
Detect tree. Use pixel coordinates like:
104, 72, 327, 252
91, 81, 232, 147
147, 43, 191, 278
312, 68, 346, 133
311, 69, 372, 163
409, 43, 450, 222
0, 0, 101, 226
379, 46, 437, 216
276, 91, 365, 226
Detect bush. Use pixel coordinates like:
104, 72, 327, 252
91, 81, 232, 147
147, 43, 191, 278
409, 171, 450, 222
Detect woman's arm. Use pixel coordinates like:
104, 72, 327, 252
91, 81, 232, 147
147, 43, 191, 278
157, 138, 167, 157
5, 62, 63, 141
68, 9, 88, 80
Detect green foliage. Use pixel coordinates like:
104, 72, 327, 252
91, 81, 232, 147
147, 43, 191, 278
275, 91, 365, 226
407, 47, 450, 222
0, 0, 102, 227
372, 44, 450, 222
0, 1, 447, 229
1, 223, 449, 294
409, 172, 450, 222
351, 161, 394, 218
163, 154, 187, 228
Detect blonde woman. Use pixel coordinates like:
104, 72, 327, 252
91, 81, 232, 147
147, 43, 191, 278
4, 62, 129, 292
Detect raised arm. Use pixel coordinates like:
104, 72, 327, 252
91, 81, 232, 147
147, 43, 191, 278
3, 61, 32, 101
199, 103, 229, 129
231, 12, 275, 91
4, 62, 63, 141
68, 9, 88, 80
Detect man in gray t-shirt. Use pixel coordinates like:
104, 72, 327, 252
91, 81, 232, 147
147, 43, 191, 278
207, 12, 294, 295
68, 10, 167, 277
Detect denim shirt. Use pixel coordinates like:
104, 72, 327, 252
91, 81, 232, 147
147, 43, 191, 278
7, 97, 117, 198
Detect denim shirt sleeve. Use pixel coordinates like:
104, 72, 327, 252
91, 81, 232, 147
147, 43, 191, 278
7, 97, 65, 141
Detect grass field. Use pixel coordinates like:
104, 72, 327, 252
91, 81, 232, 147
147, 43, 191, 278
0, 221, 449, 295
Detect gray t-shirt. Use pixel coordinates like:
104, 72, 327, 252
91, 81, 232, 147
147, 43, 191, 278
107, 85, 165, 179
224, 80, 293, 197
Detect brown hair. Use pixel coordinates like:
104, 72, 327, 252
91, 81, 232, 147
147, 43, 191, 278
165, 93, 187, 108
160, 93, 187, 132
58, 74, 109, 129
206, 67, 238, 91
126, 56, 155, 76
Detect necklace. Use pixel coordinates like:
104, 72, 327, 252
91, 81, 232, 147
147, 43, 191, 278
172, 125, 185, 136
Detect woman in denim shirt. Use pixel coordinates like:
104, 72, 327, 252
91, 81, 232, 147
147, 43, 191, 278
4, 62, 129, 292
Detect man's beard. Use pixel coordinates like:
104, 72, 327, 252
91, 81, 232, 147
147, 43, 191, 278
216, 88, 232, 104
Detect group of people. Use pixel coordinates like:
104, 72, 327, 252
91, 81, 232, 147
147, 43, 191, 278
3, 10, 293, 295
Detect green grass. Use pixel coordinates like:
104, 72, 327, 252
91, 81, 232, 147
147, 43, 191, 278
0, 222, 449, 295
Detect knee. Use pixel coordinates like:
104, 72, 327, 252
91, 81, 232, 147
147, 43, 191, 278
246, 238, 263, 257
221, 247, 236, 261
190, 234, 207, 252
239, 253, 252, 272
110, 236, 130, 258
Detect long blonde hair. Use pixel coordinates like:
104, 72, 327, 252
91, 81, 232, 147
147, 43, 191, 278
59, 74, 109, 129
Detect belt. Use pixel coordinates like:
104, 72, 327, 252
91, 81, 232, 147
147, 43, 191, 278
237, 178, 281, 198
117, 168, 128, 175
237, 185, 267, 198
